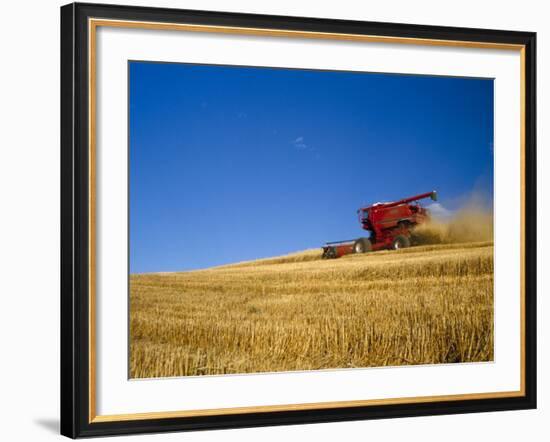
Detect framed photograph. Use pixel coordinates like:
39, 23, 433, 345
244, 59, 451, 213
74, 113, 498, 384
60, 2, 536, 438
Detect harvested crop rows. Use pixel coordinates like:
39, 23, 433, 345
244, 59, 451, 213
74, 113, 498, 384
130, 241, 493, 378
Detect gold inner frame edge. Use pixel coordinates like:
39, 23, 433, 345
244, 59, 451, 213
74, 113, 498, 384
87, 17, 527, 423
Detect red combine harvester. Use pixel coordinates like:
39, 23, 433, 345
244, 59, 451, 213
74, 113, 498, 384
322, 191, 438, 259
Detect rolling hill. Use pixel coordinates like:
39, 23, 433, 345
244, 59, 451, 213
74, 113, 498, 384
130, 241, 494, 378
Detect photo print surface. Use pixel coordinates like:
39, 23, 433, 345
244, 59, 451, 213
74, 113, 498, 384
129, 61, 494, 379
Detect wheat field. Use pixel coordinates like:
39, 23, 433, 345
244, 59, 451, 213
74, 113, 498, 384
130, 240, 494, 378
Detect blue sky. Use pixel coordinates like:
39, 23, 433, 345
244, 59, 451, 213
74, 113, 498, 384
129, 61, 494, 273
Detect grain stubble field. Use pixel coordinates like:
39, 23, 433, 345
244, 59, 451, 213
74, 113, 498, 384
130, 221, 494, 378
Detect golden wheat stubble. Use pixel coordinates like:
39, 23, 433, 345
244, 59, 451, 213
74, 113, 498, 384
129, 239, 494, 378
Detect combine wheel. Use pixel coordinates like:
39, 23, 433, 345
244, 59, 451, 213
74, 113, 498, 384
353, 237, 372, 254
392, 235, 410, 250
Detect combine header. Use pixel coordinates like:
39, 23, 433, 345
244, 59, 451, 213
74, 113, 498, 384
322, 191, 437, 259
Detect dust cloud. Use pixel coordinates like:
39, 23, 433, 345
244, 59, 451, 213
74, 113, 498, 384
412, 197, 493, 245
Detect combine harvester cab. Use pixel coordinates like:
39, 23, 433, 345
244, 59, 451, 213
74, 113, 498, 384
322, 191, 437, 259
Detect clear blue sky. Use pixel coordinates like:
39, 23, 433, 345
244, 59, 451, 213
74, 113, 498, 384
129, 61, 493, 273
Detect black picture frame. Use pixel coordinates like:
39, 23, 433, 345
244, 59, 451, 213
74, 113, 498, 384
61, 2, 537, 438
